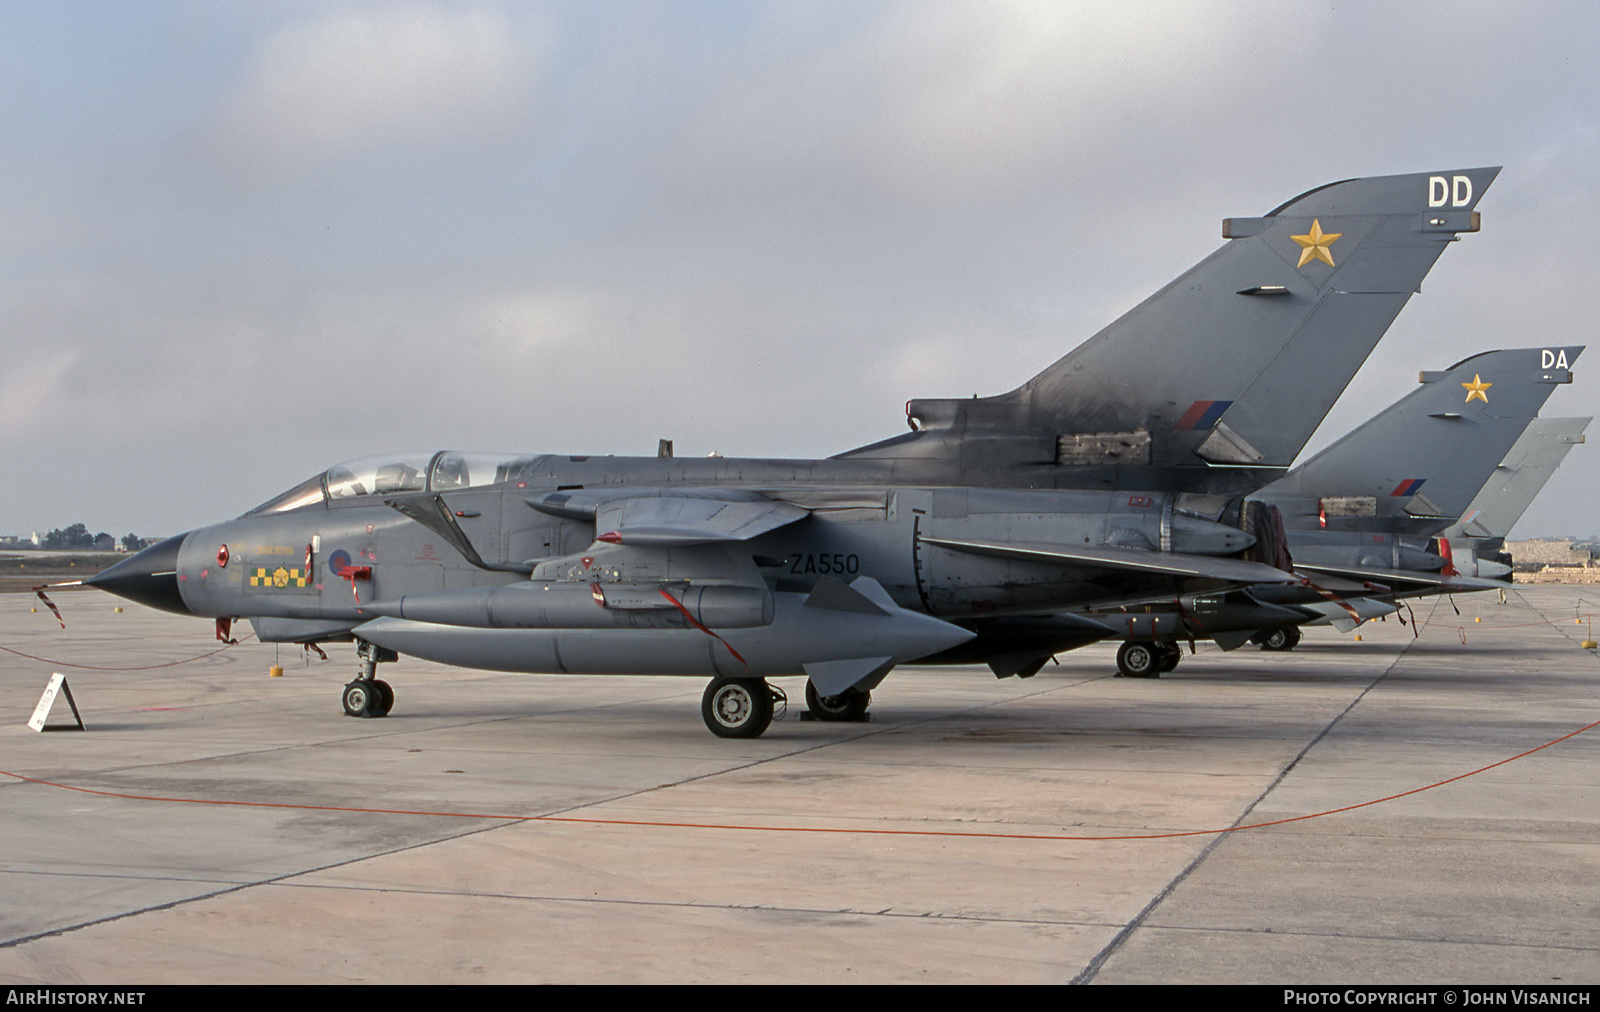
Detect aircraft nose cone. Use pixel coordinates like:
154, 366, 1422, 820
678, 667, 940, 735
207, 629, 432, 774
85, 533, 192, 615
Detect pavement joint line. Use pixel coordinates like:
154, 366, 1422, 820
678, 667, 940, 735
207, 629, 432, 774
0, 670, 1118, 951
1072, 589, 1600, 983
1129, 921, 1600, 954
0, 881, 264, 951
1068, 595, 1436, 985
7, 589, 1591, 969
0, 868, 257, 886
0, 814, 537, 951
266, 878, 1129, 929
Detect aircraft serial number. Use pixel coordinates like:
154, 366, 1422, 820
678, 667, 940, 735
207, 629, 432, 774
789, 553, 861, 575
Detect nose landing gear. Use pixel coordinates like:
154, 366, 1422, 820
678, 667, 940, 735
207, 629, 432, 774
344, 641, 397, 717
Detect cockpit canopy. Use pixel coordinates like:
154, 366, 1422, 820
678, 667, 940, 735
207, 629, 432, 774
247, 451, 541, 516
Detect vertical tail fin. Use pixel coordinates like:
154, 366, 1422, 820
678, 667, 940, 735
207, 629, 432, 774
1253, 346, 1583, 536
1441, 416, 1591, 545
839, 168, 1501, 494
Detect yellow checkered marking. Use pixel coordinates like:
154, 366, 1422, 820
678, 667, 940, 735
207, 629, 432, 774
250, 566, 308, 589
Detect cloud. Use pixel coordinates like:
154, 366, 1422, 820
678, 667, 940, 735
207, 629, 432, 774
220, 4, 532, 166
478, 290, 611, 353
0, 350, 82, 436
7, 1, 1600, 536
670, 1, 1253, 208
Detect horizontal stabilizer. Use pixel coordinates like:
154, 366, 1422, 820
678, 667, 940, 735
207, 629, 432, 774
1293, 563, 1506, 594
919, 536, 1300, 585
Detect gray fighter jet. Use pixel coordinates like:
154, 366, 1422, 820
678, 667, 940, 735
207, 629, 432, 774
1078, 346, 1582, 674
1288, 416, 1590, 634
84, 168, 1499, 738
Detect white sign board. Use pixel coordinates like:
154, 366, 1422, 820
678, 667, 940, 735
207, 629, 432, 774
28, 672, 84, 732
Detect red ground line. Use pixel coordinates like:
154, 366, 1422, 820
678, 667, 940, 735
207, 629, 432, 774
4, 719, 1595, 843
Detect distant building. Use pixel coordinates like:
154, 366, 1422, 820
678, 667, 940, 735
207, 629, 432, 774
1508, 538, 1596, 570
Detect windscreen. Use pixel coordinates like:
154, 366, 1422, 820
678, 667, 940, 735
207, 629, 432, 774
246, 474, 327, 515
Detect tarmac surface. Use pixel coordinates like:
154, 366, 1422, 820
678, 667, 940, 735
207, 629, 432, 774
1, 586, 1597, 984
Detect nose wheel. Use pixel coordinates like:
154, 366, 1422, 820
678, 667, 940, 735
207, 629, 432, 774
342, 678, 393, 717
344, 641, 398, 717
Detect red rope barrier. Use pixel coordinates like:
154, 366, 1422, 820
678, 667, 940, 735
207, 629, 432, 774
4, 717, 1594, 843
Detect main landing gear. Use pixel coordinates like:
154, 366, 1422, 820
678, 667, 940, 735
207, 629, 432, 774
803, 680, 871, 722
700, 676, 873, 737
344, 641, 397, 718
1116, 641, 1181, 678
1255, 627, 1301, 652
701, 677, 785, 738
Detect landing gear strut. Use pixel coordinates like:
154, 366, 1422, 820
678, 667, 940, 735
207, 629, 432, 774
804, 680, 872, 722
701, 677, 777, 738
344, 641, 397, 718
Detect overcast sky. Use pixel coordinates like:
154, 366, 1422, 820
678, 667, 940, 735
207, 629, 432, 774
3, 0, 1597, 540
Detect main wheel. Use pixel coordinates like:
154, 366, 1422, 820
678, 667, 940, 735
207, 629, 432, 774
1116, 641, 1161, 678
342, 680, 379, 717
1157, 643, 1182, 672
1259, 626, 1301, 652
702, 677, 775, 738
804, 680, 871, 722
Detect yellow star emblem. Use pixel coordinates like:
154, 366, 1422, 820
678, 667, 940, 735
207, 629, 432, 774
1290, 218, 1342, 268
1462, 374, 1491, 403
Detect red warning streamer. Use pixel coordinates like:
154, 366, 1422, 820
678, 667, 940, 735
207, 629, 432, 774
656, 587, 749, 672
32, 587, 66, 628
